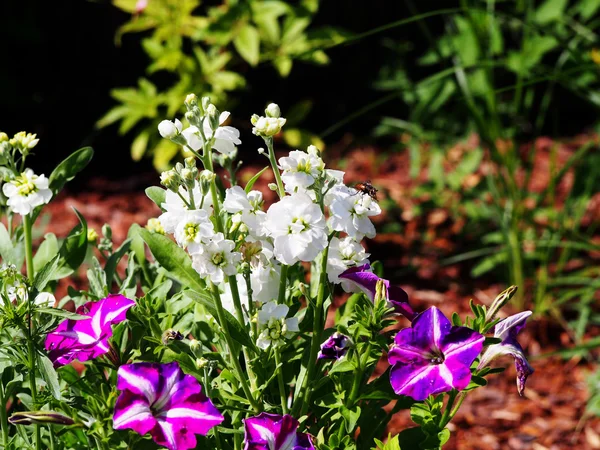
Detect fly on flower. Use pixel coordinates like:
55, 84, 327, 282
352, 181, 378, 200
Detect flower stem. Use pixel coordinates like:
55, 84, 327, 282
439, 389, 460, 428
293, 246, 329, 417
277, 264, 288, 305
210, 283, 261, 413
0, 382, 9, 448
264, 137, 285, 198
27, 336, 41, 450
347, 342, 372, 408
23, 214, 34, 281
274, 348, 289, 414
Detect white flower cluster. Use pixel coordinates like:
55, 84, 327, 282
2, 169, 52, 215
152, 99, 382, 349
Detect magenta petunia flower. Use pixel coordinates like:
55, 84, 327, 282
388, 307, 484, 401
113, 362, 224, 450
338, 264, 415, 320
243, 413, 314, 450
478, 311, 534, 396
317, 332, 352, 360
45, 294, 135, 366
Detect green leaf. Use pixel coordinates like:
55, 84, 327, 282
234, 24, 260, 66
339, 405, 361, 433
138, 229, 205, 292
33, 233, 59, 273
0, 223, 22, 267
37, 308, 90, 321
59, 209, 88, 272
131, 131, 150, 161
244, 166, 269, 193
33, 254, 61, 292
535, 0, 569, 24
37, 353, 62, 401
48, 147, 94, 194
105, 239, 131, 288
328, 360, 356, 374
579, 0, 600, 20
145, 186, 167, 208
184, 290, 256, 351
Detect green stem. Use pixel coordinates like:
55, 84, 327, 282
277, 265, 288, 305
439, 390, 459, 428
265, 137, 285, 198
347, 342, 372, 408
210, 283, 261, 413
294, 246, 330, 417
0, 382, 9, 448
274, 348, 289, 414
27, 338, 41, 450
23, 214, 34, 281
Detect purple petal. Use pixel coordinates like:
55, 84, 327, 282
45, 295, 135, 366
317, 332, 351, 360
410, 307, 452, 352
441, 326, 485, 368
243, 413, 314, 450
389, 363, 453, 401
114, 362, 223, 450
338, 264, 414, 320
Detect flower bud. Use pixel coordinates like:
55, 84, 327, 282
374, 279, 388, 307
265, 103, 281, 118
201, 96, 211, 112
180, 168, 196, 187
87, 228, 98, 243
184, 156, 196, 169
158, 119, 182, 139
257, 147, 266, 155
251, 115, 286, 137
485, 285, 518, 322
206, 104, 220, 132
185, 93, 198, 109
199, 170, 215, 196
268, 183, 278, 191
0, 132, 8, 142
9, 411, 75, 426
160, 169, 180, 192
102, 224, 112, 241
196, 357, 209, 369
146, 218, 165, 234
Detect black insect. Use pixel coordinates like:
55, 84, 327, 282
161, 329, 184, 345
352, 181, 378, 200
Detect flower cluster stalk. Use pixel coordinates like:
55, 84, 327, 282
265, 137, 285, 198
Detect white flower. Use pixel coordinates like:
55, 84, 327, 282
191, 233, 241, 285
264, 193, 327, 265
256, 301, 299, 350
223, 186, 267, 237
2, 169, 52, 215
158, 184, 212, 234
182, 112, 241, 155
10, 132, 39, 150
5, 281, 28, 304
251, 116, 286, 137
328, 185, 381, 240
279, 146, 325, 192
34, 292, 56, 307
327, 236, 370, 285
158, 119, 183, 139
173, 210, 215, 252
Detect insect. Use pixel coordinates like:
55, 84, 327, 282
161, 329, 184, 345
352, 181, 378, 200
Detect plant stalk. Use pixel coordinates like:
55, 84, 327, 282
264, 137, 285, 198
274, 348, 289, 414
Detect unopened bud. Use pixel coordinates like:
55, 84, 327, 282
158, 119, 182, 139
199, 170, 215, 196
184, 156, 196, 169
201, 96, 211, 112
146, 218, 165, 234
485, 286, 518, 322
374, 279, 388, 306
0, 132, 7, 143
206, 104, 220, 132
185, 93, 198, 109
268, 183, 278, 191
160, 170, 180, 192
265, 103, 281, 118
9, 411, 75, 426
196, 357, 209, 369
102, 224, 112, 241
257, 147, 266, 155
87, 228, 98, 243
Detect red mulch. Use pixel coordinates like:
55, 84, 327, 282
38, 134, 600, 449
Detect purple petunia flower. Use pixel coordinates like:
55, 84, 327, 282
388, 307, 484, 401
338, 264, 415, 320
317, 332, 352, 360
243, 413, 314, 450
478, 311, 534, 396
45, 294, 135, 366
113, 362, 224, 450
